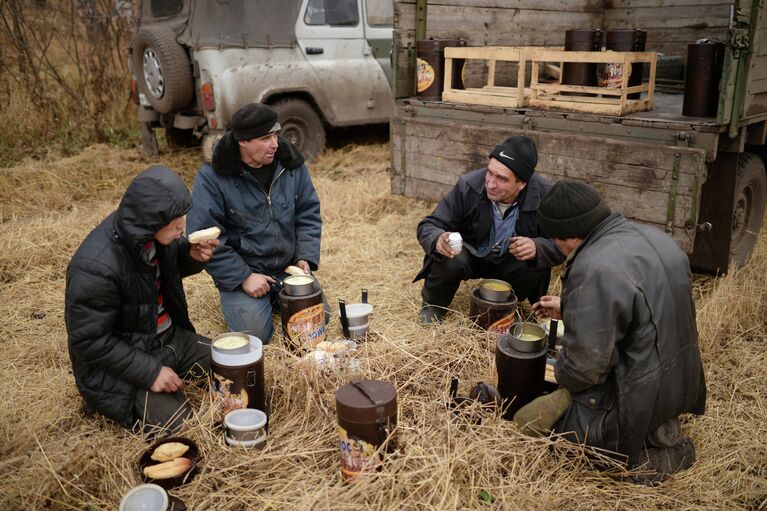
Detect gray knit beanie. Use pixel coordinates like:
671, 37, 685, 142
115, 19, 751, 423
537, 179, 611, 239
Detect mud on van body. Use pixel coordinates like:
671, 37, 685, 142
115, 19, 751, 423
130, 0, 393, 159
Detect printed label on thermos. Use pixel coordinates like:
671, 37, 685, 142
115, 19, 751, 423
417, 58, 435, 93
338, 426, 379, 479
286, 303, 326, 349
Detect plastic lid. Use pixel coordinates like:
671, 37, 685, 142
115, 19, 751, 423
336, 379, 397, 423
119, 484, 168, 511
211, 335, 262, 366
496, 334, 547, 358
339, 303, 373, 319
224, 408, 267, 431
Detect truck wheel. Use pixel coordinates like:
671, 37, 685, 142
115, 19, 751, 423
165, 128, 201, 149
730, 153, 766, 266
271, 98, 326, 161
131, 27, 193, 114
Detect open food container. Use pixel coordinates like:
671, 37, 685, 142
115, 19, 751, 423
478, 279, 513, 302
282, 275, 317, 296
504, 322, 547, 353
340, 302, 373, 328
224, 408, 268, 449
211, 332, 251, 355
139, 437, 199, 490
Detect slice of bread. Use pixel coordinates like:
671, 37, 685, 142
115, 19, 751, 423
187, 226, 221, 244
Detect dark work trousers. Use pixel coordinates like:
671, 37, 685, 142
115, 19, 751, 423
421, 250, 551, 307
133, 326, 211, 437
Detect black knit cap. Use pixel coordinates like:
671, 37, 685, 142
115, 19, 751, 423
231, 103, 281, 141
488, 135, 538, 181
537, 179, 612, 239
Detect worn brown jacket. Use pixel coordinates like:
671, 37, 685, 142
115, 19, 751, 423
554, 212, 706, 466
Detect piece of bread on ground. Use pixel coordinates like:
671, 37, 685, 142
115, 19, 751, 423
188, 226, 221, 244
150, 442, 190, 462
143, 457, 193, 479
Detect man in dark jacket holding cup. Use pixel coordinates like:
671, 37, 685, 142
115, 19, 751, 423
414, 135, 564, 323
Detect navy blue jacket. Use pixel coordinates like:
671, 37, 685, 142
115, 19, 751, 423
188, 134, 322, 291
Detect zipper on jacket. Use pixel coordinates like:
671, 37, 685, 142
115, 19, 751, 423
265, 167, 286, 220
244, 166, 286, 221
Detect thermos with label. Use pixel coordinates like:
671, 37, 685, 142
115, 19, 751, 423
336, 380, 398, 480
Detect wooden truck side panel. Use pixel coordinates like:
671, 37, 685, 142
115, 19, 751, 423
391, 106, 706, 252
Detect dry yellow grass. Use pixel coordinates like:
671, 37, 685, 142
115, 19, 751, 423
0, 143, 765, 510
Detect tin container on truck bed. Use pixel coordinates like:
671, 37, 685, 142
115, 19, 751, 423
390, 0, 767, 273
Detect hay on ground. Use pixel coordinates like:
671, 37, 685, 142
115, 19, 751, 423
0, 143, 765, 510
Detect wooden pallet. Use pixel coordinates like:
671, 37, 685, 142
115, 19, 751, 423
443, 46, 657, 116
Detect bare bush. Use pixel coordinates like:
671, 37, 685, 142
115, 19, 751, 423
0, 0, 137, 165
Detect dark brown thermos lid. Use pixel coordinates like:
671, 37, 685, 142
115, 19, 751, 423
336, 380, 397, 424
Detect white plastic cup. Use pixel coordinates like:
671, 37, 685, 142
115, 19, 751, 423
448, 232, 463, 255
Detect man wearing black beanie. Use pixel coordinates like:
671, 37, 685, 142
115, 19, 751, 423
414, 135, 565, 323
514, 178, 707, 483
188, 102, 328, 346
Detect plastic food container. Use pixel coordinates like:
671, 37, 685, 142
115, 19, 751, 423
224, 408, 268, 446
119, 484, 168, 511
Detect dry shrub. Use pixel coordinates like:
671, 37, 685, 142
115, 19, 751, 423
0, 0, 137, 165
0, 143, 765, 510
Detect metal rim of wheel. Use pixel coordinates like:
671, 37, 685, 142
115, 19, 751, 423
142, 48, 164, 99
281, 118, 308, 150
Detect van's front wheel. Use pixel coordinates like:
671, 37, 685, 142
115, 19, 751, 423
271, 98, 326, 161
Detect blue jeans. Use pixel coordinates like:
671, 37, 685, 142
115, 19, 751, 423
219, 289, 279, 344
219, 286, 331, 345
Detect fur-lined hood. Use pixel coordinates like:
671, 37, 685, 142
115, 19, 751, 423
211, 132, 305, 176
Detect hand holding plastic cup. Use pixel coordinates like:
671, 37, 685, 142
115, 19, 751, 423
448, 232, 463, 255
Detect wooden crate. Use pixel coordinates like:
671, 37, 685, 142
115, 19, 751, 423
442, 46, 658, 116
441, 46, 531, 108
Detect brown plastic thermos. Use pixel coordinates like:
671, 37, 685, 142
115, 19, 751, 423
604, 29, 647, 99
563, 29, 603, 95
211, 335, 266, 416
683, 40, 725, 117
416, 38, 466, 100
469, 288, 517, 333
336, 380, 397, 480
279, 279, 326, 352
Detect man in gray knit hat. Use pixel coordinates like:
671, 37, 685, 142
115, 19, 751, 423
414, 135, 565, 323
516, 178, 706, 483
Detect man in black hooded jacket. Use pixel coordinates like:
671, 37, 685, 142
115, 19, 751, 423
65, 166, 218, 435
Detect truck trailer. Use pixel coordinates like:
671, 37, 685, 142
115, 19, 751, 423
390, 0, 767, 273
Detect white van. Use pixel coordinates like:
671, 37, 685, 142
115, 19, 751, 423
130, 0, 393, 158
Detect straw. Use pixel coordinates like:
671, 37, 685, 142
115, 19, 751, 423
0, 143, 765, 510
